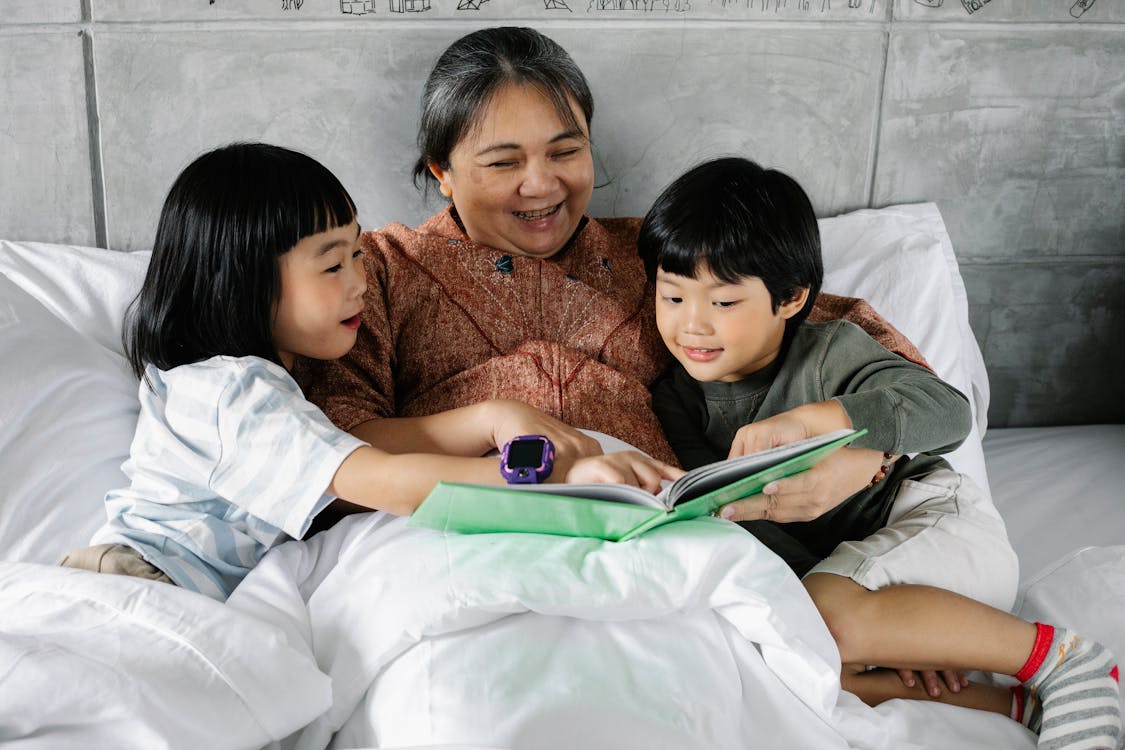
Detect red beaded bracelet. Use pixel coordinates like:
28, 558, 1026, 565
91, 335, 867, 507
867, 452, 896, 488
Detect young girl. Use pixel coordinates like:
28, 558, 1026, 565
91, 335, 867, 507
60, 142, 679, 601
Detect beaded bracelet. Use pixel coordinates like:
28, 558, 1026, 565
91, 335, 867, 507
867, 452, 896, 489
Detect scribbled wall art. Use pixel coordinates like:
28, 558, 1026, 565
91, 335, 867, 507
192, 0, 1105, 21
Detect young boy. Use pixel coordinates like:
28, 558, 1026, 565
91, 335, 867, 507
639, 157, 1120, 749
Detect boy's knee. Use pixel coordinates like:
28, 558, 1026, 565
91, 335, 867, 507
804, 573, 873, 662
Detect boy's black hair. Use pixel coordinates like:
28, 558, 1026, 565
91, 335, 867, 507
123, 142, 357, 380
638, 156, 823, 335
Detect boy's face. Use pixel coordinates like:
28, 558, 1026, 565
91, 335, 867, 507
655, 263, 808, 383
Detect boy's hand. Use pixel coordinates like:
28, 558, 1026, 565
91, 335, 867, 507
897, 668, 969, 698
486, 399, 603, 461
728, 412, 810, 458
565, 452, 684, 493
727, 401, 851, 459
717, 447, 884, 523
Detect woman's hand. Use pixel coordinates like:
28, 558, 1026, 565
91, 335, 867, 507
485, 399, 603, 461
717, 447, 886, 523
565, 451, 684, 493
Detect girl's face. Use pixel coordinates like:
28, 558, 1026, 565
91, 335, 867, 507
427, 82, 595, 259
273, 220, 366, 369
655, 263, 808, 383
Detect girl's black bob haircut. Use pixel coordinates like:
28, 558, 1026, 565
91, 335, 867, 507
124, 142, 357, 380
638, 156, 823, 331
412, 26, 594, 191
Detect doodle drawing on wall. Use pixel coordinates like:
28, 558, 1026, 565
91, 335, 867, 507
389, 0, 430, 11
1070, 0, 1096, 17
545, 0, 573, 9
341, 0, 377, 14
457, 0, 491, 8
588, 0, 691, 11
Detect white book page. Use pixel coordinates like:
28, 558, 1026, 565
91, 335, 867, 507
666, 429, 857, 504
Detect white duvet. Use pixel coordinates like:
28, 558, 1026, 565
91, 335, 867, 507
0, 512, 1041, 749
231, 512, 845, 750
228, 512, 1033, 750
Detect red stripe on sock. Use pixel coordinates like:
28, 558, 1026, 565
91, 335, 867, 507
1010, 685, 1025, 723
1015, 622, 1055, 683
1112, 665, 1119, 683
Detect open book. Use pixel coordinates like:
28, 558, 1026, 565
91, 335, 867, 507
407, 428, 865, 542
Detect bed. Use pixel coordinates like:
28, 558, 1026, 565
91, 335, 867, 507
1, 203, 1121, 750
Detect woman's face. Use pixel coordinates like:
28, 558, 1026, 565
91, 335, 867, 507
428, 83, 595, 259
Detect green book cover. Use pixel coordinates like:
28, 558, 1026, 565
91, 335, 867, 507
407, 428, 866, 542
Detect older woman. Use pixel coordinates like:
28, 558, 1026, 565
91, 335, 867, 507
298, 26, 921, 510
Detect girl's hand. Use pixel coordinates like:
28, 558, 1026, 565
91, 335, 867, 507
565, 451, 684, 493
717, 447, 885, 523
897, 669, 969, 698
486, 399, 603, 461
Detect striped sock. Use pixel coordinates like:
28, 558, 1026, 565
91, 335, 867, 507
1012, 623, 1121, 750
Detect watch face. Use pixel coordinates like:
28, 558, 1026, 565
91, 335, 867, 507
506, 438, 546, 469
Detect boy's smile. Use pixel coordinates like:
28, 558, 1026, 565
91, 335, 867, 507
655, 264, 807, 383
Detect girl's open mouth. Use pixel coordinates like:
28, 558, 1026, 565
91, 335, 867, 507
341, 315, 361, 330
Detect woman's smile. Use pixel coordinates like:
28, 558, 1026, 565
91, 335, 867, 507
513, 203, 562, 222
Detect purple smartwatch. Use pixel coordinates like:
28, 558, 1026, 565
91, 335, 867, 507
499, 435, 555, 484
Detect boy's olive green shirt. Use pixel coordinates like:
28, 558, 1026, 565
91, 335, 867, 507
651, 319, 972, 576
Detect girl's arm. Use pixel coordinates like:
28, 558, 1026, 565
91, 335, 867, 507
328, 446, 683, 517
350, 399, 603, 461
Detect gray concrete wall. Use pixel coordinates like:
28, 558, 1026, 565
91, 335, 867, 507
1, 0, 1121, 427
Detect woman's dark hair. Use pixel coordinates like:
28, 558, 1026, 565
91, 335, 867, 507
124, 142, 356, 380
412, 26, 594, 190
638, 156, 823, 333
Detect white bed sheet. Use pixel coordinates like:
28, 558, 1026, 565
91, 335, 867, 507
984, 425, 1125, 581
984, 425, 1125, 722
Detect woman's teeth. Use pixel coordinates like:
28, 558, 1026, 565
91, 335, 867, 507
514, 205, 559, 220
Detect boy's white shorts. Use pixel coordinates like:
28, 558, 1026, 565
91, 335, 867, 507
805, 468, 1019, 612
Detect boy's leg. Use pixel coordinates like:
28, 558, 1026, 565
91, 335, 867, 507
809, 575, 1121, 746
804, 572, 1035, 686
841, 666, 1011, 714
804, 470, 1120, 745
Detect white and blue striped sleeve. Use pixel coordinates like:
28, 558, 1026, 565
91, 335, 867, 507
207, 359, 368, 539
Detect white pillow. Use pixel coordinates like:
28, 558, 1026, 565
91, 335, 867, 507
819, 203, 990, 493
0, 240, 149, 355
0, 273, 138, 563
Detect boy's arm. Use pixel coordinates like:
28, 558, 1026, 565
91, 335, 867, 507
750, 322, 971, 458
828, 325, 972, 457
